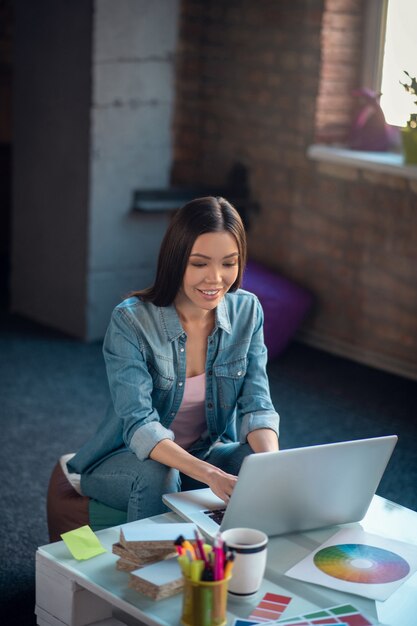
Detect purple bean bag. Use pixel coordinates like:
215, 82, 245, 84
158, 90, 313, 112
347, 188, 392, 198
242, 260, 312, 360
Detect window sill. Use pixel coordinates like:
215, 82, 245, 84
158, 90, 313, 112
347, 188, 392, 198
307, 144, 417, 181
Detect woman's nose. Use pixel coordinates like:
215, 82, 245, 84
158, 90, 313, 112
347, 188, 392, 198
205, 265, 221, 283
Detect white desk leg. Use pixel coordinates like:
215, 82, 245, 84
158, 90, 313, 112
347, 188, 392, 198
36, 553, 113, 626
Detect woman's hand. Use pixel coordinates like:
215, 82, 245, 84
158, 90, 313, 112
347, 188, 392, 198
150, 438, 237, 503
205, 466, 238, 504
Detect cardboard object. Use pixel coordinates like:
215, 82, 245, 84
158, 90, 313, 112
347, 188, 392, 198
112, 538, 176, 571
129, 558, 184, 600
119, 531, 177, 558
114, 522, 196, 572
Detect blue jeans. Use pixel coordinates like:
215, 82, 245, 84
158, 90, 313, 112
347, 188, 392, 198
80, 442, 253, 522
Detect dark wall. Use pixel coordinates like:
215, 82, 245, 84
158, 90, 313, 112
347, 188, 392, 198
0, 0, 13, 307
11, 0, 93, 335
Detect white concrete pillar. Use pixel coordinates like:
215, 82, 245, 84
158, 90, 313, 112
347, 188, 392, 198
11, 0, 180, 339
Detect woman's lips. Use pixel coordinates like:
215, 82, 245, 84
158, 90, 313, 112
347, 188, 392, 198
197, 288, 222, 299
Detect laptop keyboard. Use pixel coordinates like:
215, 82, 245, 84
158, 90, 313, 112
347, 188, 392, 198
203, 508, 226, 525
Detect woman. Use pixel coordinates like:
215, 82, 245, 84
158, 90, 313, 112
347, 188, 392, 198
68, 197, 279, 521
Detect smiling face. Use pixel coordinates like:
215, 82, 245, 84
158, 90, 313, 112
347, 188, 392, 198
174, 231, 239, 316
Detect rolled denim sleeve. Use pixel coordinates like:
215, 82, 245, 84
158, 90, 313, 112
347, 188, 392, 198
236, 298, 280, 443
103, 308, 174, 461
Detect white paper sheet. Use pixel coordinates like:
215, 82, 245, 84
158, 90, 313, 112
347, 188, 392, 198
131, 557, 182, 585
121, 521, 197, 543
285, 528, 417, 601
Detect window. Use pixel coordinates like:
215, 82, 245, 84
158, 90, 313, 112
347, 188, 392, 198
310, 0, 417, 179
364, 0, 417, 128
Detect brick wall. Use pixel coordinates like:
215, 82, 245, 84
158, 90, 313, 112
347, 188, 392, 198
316, 0, 363, 143
172, 0, 417, 380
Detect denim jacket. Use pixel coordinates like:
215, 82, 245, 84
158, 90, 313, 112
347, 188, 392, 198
68, 289, 279, 475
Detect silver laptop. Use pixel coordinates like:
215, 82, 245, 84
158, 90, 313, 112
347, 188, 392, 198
163, 435, 397, 539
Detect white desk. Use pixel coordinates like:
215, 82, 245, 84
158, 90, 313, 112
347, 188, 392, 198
35, 495, 417, 626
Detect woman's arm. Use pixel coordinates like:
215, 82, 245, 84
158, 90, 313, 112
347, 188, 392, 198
236, 297, 280, 442
103, 307, 177, 461
247, 428, 279, 453
150, 438, 237, 503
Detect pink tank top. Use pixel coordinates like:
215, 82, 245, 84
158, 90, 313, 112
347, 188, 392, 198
171, 372, 206, 450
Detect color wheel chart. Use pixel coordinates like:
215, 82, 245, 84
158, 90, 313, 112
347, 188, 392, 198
285, 528, 417, 601
313, 543, 410, 584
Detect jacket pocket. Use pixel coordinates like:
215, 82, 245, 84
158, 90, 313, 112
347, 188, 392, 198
214, 356, 247, 408
148, 362, 174, 406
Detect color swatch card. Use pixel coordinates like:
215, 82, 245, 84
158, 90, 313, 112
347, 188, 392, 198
232, 603, 370, 626
276, 603, 373, 625
233, 617, 264, 626
248, 593, 292, 622
232, 593, 292, 626
285, 528, 417, 601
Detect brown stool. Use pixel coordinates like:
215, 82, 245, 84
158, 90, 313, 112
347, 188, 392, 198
46, 459, 89, 543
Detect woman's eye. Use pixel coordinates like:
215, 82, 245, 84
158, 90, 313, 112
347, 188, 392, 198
189, 261, 237, 268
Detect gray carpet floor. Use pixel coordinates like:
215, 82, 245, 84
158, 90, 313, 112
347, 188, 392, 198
1, 311, 416, 625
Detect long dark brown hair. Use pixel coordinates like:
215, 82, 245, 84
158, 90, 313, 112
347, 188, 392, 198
134, 196, 247, 306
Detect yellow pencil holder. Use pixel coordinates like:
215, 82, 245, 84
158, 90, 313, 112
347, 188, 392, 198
181, 574, 231, 626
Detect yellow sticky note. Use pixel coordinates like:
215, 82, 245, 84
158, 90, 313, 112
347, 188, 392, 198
61, 525, 107, 560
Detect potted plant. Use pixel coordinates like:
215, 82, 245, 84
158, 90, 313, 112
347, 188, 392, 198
400, 71, 417, 164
